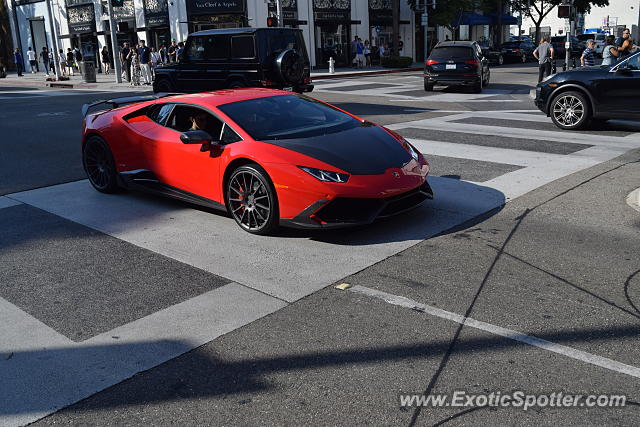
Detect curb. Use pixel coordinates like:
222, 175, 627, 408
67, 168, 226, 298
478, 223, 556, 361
311, 66, 422, 80
626, 188, 640, 213
0, 78, 98, 90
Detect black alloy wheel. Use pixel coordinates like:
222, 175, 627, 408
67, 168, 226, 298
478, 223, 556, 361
226, 165, 278, 235
228, 80, 246, 89
154, 78, 173, 93
550, 91, 591, 130
83, 136, 120, 193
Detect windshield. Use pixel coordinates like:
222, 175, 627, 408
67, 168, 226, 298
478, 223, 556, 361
218, 95, 360, 140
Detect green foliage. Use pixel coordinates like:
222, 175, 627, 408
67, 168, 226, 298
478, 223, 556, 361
381, 56, 414, 68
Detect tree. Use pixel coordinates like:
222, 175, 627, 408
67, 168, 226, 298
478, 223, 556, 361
407, 0, 477, 30
509, 0, 609, 42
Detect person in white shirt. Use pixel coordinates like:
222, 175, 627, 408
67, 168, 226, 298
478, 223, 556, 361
26, 47, 38, 73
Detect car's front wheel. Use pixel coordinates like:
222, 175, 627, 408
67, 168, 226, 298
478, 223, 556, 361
226, 164, 279, 235
550, 91, 591, 130
83, 136, 120, 193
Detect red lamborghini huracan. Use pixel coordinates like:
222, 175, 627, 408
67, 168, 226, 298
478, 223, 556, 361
81, 89, 433, 234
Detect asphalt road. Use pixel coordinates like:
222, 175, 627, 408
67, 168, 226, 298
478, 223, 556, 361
1, 62, 640, 426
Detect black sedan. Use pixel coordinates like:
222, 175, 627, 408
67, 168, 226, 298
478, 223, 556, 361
534, 51, 640, 130
424, 41, 490, 93
500, 40, 536, 63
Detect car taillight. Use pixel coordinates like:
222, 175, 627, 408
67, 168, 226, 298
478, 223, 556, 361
512, 49, 520, 53
260, 80, 275, 86
304, 76, 311, 83
426, 59, 439, 65
464, 59, 479, 65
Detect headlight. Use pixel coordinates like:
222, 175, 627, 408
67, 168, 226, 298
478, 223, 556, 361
299, 166, 350, 183
407, 143, 420, 161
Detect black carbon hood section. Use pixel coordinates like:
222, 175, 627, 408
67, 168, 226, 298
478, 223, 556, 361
263, 124, 411, 175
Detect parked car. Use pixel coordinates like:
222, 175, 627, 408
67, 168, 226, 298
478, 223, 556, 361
424, 41, 490, 93
509, 35, 533, 42
534, 51, 640, 130
499, 40, 536, 63
577, 33, 606, 56
550, 36, 584, 60
81, 90, 433, 234
478, 40, 505, 65
153, 28, 313, 94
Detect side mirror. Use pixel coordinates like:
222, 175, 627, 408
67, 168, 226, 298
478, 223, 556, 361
180, 130, 212, 144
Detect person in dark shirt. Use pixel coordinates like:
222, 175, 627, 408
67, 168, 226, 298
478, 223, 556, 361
176, 42, 184, 62
137, 40, 152, 85
120, 42, 131, 82
13, 49, 23, 76
167, 40, 177, 63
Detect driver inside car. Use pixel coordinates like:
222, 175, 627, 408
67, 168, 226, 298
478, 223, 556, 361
189, 112, 221, 151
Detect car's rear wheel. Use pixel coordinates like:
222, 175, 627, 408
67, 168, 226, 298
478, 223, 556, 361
228, 79, 246, 89
550, 91, 591, 130
424, 80, 434, 91
226, 165, 279, 235
83, 136, 120, 193
154, 78, 173, 93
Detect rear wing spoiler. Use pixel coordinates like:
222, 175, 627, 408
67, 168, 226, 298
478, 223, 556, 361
81, 92, 181, 118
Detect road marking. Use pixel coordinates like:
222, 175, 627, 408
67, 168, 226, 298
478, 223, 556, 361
0, 283, 286, 427
348, 285, 640, 380
626, 188, 640, 212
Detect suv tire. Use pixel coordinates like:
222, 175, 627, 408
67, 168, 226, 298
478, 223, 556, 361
275, 49, 305, 85
228, 80, 246, 89
154, 78, 174, 93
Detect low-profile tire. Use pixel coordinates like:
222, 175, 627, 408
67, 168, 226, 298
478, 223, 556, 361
226, 164, 279, 235
153, 78, 173, 93
83, 136, 120, 193
550, 90, 591, 130
424, 80, 434, 91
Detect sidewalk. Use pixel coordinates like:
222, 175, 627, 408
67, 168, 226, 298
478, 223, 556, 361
0, 64, 423, 91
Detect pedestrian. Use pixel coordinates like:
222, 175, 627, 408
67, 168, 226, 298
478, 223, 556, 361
129, 47, 141, 86
150, 46, 161, 78
580, 40, 595, 67
176, 42, 184, 61
26, 47, 37, 73
616, 28, 634, 59
398, 36, 404, 55
66, 48, 75, 76
74, 46, 83, 75
40, 47, 50, 75
601, 35, 619, 66
159, 44, 168, 64
364, 40, 371, 67
533, 36, 554, 82
120, 42, 131, 82
48, 50, 56, 74
167, 40, 177, 63
101, 46, 110, 74
13, 48, 23, 76
58, 49, 67, 77
355, 37, 365, 68
351, 36, 358, 67
137, 40, 152, 85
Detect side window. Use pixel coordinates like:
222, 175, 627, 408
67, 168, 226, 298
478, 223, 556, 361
626, 55, 640, 70
206, 35, 229, 60
186, 37, 206, 61
148, 104, 174, 126
166, 105, 224, 137
231, 36, 255, 59
220, 123, 242, 144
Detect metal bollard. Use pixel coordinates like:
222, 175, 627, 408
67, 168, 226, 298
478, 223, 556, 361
329, 57, 335, 74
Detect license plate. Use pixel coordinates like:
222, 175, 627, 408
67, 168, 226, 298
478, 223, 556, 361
446, 64, 456, 70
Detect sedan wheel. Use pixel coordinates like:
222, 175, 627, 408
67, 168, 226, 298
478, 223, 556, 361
227, 165, 279, 235
83, 136, 120, 193
550, 91, 591, 130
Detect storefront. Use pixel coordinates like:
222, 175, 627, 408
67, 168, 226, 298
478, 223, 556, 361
313, 0, 351, 67
368, 0, 391, 64
143, 0, 170, 48
186, 0, 247, 33
66, 1, 99, 66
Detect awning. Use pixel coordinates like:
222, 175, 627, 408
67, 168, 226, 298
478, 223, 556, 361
452, 13, 492, 26
489, 13, 519, 25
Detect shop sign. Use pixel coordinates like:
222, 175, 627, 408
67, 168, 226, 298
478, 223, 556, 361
187, 0, 245, 16
144, 0, 169, 27
67, 4, 96, 34
314, 11, 350, 21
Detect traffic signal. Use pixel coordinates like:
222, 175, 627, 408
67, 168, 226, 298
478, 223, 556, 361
267, 16, 278, 27
557, 5, 571, 18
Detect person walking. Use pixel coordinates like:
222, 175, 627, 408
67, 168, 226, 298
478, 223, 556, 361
40, 47, 50, 75
13, 48, 23, 76
150, 46, 161, 79
73, 47, 83, 75
66, 48, 75, 76
48, 50, 56, 75
58, 49, 67, 77
533, 36, 554, 82
120, 42, 131, 82
176, 42, 184, 61
137, 40, 152, 85
26, 47, 37, 73
616, 28, 634, 59
167, 40, 177, 63
601, 35, 619, 66
159, 44, 168, 64
129, 47, 141, 86
580, 40, 596, 67
101, 46, 111, 74
364, 40, 371, 67
355, 37, 365, 68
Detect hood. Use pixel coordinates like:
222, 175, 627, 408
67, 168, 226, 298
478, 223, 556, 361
263, 123, 411, 175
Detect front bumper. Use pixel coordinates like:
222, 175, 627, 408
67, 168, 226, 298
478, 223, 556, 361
280, 180, 434, 229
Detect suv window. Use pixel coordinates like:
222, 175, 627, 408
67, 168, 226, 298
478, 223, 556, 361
185, 35, 229, 61
186, 37, 207, 61
430, 46, 474, 60
231, 36, 255, 59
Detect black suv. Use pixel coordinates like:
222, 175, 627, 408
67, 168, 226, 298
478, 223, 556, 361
153, 28, 313, 94
424, 41, 490, 93
535, 51, 640, 130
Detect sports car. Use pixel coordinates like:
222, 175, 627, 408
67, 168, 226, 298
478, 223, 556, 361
81, 89, 433, 234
